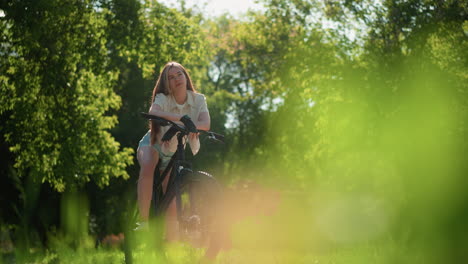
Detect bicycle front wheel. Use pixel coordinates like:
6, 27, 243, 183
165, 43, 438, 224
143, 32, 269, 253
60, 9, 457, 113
178, 170, 224, 247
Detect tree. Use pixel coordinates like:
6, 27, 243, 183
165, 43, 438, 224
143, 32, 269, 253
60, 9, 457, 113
0, 0, 134, 191
0, 0, 134, 248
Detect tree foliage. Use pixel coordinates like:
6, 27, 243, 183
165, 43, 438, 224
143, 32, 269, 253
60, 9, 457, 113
0, 0, 134, 192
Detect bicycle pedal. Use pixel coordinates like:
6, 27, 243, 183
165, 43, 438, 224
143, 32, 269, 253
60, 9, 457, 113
187, 215, 201, 228
133, 221, 149, 231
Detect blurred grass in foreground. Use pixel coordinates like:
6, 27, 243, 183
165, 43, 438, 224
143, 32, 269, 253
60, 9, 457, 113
222, 49, 467, 263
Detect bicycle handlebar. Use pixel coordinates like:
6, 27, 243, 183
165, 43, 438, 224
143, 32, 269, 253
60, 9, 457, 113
140, 112, 225, 143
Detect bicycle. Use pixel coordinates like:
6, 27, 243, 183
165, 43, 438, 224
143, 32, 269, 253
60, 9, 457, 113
127, 112, 227, 262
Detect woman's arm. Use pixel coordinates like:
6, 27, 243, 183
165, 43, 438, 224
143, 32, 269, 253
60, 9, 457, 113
149, 104, 211, 130
195, 111, 210, 131
149, 104, 183, 122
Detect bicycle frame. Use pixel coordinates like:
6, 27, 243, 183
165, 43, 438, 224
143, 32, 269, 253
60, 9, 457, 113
149, 131, 187, 219
156, 132, 189, 223
140, 112, 224, 229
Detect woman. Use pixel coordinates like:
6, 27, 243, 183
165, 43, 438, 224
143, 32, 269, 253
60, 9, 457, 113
136, 62, 210, 241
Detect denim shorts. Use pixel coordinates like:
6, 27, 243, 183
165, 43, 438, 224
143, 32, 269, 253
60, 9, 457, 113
138, 131, 174, 170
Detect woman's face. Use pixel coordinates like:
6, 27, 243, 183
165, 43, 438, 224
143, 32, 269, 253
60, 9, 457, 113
167, 66, 187, 93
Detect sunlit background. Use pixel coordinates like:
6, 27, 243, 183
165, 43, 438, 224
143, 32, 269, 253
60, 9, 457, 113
159, 0, 263, 18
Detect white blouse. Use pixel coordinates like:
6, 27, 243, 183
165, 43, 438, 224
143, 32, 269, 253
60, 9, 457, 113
152, 90, 209, 155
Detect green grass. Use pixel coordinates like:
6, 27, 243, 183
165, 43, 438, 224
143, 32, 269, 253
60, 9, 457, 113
2, 186, 463, 264
0, 241, 417, 264
0, 230, 455, 264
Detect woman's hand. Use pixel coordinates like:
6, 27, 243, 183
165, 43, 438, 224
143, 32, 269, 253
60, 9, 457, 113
162, 140, 170, 149
180, 115, 197, 133
188, 132, 199, 141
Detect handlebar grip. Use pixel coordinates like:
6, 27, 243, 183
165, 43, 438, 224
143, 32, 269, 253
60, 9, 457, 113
208, 132, 225, 143
140, 112, 170, 126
